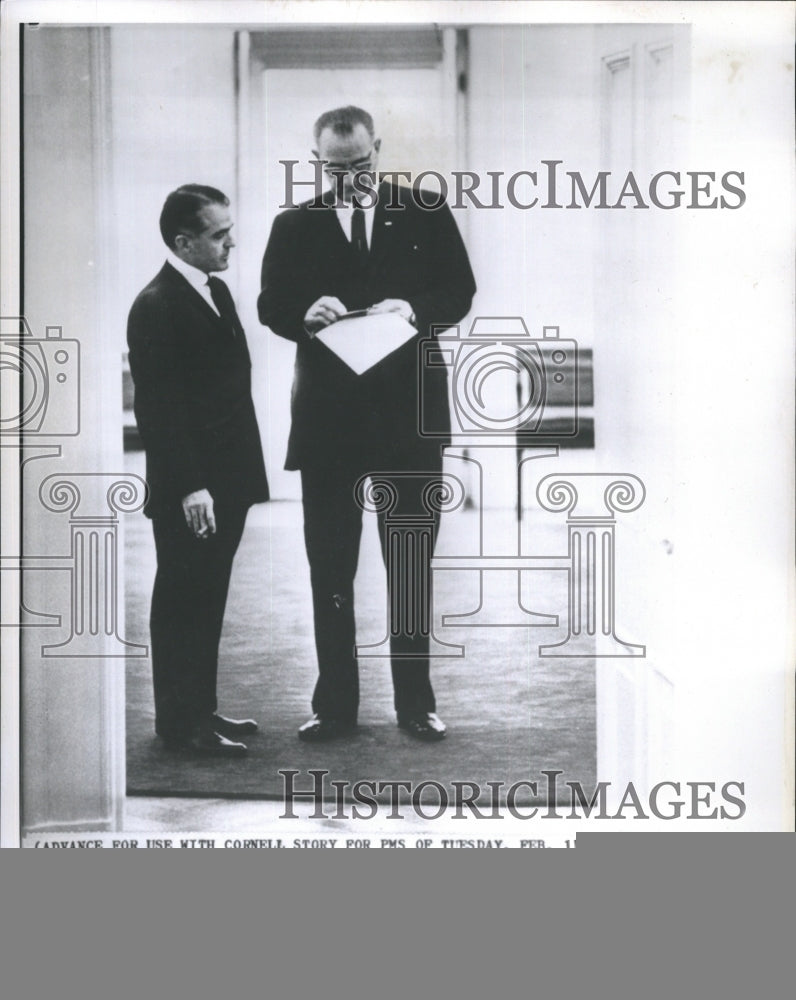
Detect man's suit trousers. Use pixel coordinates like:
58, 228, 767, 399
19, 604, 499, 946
149, 500, 248, 739
301, 457, 443, 725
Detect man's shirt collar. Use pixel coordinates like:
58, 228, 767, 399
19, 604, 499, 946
168, 251, 210, 291
167, 252, 219, 315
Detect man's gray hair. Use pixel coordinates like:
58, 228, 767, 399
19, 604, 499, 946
313, 106, 375, 144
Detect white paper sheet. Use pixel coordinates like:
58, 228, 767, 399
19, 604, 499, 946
315, 313, 416, 375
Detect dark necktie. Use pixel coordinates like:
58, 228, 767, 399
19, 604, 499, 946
206, 276, 237, 336
351, 205, 369, 267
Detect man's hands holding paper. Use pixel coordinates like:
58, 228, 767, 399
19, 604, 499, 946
367, 299, 415, 324
304, 296, 348, 335
304, 296, 415, 336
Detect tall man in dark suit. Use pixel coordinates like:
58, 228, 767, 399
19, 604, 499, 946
128, 185, 269, 756
259, 107, 475, 742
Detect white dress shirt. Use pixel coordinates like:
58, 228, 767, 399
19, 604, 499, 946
333, 200, 376, 248
167, 252, 220, 316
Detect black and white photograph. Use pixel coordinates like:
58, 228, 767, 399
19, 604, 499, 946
1, 0, 792, 847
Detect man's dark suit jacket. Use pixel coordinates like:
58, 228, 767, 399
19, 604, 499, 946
128, 262, 268, 517
258, 183, 476, 470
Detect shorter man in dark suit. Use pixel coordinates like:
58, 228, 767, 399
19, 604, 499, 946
128, 185, 269, 756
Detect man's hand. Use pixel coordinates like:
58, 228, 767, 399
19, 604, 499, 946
367, 299, 415, 325
304, 296, 348, 335
182, 489, 216, 539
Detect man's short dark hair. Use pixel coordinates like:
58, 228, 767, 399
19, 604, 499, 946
313, 106, 375, 145
159, 184, 229, 250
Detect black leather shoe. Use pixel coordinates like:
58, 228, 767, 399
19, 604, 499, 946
212, 713, 259, 737
398, 713, 447, 741
190, 730, 248, 756
298, 715, 356, 742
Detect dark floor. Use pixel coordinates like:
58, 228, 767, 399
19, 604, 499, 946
123, 450, 596, 811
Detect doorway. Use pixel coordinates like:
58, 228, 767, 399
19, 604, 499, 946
234, 26, 462, 498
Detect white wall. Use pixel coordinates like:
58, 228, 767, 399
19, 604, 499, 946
468, 25, 600, 341
110, 25, 238, 336
22, 26, 125, 832
463, 27, 603, 512
665, 16, 792, 824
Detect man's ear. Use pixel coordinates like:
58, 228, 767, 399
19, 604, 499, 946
173, 233, 190, 254
373, 138, 381, 154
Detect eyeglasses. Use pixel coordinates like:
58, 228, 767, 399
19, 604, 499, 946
322, 148, 376, 174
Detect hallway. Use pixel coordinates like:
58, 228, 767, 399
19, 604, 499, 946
123, 449, 597, 823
